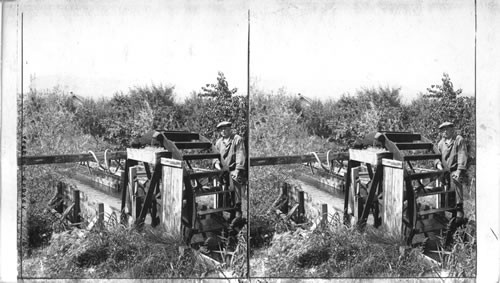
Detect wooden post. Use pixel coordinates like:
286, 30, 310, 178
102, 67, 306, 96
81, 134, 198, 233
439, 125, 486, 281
120, 162, 129, 213
280, 182, 289, 214
56, 182, 64, 213
351, 167, 360, 220
161, 158, 183, 237
344, 161, 352, 217
129, 166, 138, 221
298, 190, 305, 222
73, 190, 80, 226
98, 203, 104, 229
321, 204, 328, 228
382, 159, 404, 237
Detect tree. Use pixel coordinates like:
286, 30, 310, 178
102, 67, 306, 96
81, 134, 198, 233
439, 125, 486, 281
199, 71, 238, 99
182, 72, 247, 142
407, 73, 474, 146
128, 85, 180, 129
72, 97, 107, 146
298, 87, 404, 149
101, 93, 154, 148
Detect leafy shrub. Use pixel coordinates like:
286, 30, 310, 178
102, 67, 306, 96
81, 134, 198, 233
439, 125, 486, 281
181, 72, 248, 142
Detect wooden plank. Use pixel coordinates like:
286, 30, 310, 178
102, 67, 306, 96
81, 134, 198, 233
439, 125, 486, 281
381, 158, 403, 169
287, 203, 300, 219
189, 170, 224, 179
418, 207, 458, 216
383, 164, 404, 237
160, 158, 183, 168
61, 203, 75, 220
174, 141, 211, 149
250, 152, 348, 167
384, 133, 421, 142
198, 207, 235, 216
162, 131, 199, 141
182, 153, 220, 161
18, 151, 127, 166
395, 142, 433, 150
403, 154, 441, 161
408, 170, 446, 180
349, 149, 393, 165
127, 148, 171, 165
162, 161, 184, 237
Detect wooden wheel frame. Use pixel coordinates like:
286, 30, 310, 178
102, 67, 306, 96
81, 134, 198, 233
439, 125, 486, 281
403, 178, 417, 245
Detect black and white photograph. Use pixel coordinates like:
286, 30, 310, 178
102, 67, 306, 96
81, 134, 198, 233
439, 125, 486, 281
1, 0, 500, 282
248, 0, 478, 278
14, 0, 250, 279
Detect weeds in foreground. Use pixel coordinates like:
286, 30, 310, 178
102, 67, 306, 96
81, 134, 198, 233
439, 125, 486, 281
434, 222, 476, 277
21, 224, 204, 278
262, 214, 434, 278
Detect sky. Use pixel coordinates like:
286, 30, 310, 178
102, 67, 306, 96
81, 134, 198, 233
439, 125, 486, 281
250, 0, 475, 101
21, 0, 250, 101
21, 0, 475, 102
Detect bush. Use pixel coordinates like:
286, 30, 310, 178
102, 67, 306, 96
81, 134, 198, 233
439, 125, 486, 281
264, 222, 434, 277
181, 72, 248, 142
22, 225, 203, 278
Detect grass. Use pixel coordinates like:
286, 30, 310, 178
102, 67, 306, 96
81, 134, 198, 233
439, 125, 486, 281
257, 214, 442, 278
21, 223, 206, 278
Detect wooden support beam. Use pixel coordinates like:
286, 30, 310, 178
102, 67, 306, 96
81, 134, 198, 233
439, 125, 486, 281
98, 203, 104, 230
359, 167, 383, 226
73, 190, 81, 227
351, 167, 361, 220
129, 166, 138, 220
18, 151, 127, 166
250, 152, 348, 167
137, 163, 163, 225
344, 160, 360, 219
280, 182, 289, 214
287, 204, 300, 219
321, 204, 328, 228
56, 182, 64, 213
120, 164, 129, 213
349, 149, 393, 165
298, 191, 305, 222
127, 148, 171, 165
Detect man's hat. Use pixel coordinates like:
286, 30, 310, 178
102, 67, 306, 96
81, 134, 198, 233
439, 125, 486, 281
438, 122, 454, 129
216, 121, 232, 129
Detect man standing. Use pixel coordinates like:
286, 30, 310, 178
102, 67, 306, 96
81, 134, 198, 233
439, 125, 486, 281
213, 121, 247, 210
435, 122, 468, 217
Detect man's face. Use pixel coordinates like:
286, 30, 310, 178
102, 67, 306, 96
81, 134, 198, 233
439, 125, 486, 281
220, 126, 231, 138
441, 127, 454, 139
